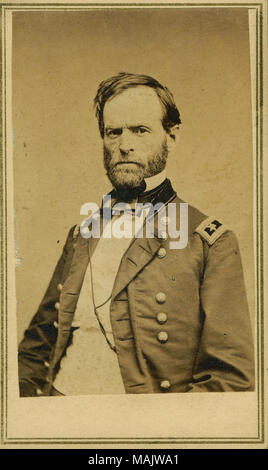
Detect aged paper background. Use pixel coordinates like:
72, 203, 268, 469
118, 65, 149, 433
14, 7, 255, 340
1, 0, 267, 448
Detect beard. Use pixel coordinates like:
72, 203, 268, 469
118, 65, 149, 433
103, 140, 168, 190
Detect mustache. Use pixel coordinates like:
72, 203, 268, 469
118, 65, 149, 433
103, 148, 145, 170
112, 161, 144, 169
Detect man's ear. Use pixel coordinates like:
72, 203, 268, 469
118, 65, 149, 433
166, 125, 180, 151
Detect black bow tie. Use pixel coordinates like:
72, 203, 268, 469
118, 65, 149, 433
111, 178, 170, 204
112, 180, 146, 203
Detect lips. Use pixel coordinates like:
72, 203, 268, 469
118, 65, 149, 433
113, 161, 143, 168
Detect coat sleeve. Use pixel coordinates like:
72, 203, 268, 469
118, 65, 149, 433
187, 230, 255, 392
18, 226, 76, 396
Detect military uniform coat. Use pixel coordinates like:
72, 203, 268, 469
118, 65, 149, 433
18, 180, 254, 395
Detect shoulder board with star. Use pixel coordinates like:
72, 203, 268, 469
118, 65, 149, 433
194, 216, 228, 246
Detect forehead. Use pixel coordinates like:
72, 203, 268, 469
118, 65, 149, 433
103, 86, 164, 127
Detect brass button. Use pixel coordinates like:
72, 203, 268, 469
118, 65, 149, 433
53, 321, 59, 329
44, 361, 50, 368
55, 302, 60, 310
156, 292, 166, 304
160, 380, 171, 390
159, 231, 168, 240
156, 312, 167, 324
157, 331, 168, 343
161, 216, 171, 225
36, 388, 43, 396
157, 247, 166, 259
57, 283, 63, 292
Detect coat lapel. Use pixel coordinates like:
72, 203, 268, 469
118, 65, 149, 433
112, 181, 176, 300
112, 234, 162, 300
51, 233, 90, 368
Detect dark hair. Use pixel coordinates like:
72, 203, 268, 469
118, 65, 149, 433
94, 72, 182, 138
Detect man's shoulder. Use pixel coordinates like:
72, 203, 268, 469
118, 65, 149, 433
172, 194, 207, 230
172, 195, 230, 246
62, 224, 81, 247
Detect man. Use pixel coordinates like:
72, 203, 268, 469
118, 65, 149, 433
18, 72, 254, 396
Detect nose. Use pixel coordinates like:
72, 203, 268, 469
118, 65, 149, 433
119, 129, 134, 155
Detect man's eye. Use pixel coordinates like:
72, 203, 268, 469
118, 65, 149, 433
133, 127, 148, 135
106, 129, 122, 138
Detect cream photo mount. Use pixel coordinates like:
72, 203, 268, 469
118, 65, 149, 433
0, 0, 266, 448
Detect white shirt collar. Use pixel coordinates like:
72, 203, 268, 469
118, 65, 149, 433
144, 169, 167, 192
110, 169, 167, 208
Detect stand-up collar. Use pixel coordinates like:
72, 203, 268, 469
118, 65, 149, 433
137, 178, 176, 205
110, 177, 176, 207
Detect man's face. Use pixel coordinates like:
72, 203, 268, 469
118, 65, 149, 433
103, 86, 169, 190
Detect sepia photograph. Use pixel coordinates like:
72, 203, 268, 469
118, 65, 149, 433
0, 0, 266, 447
